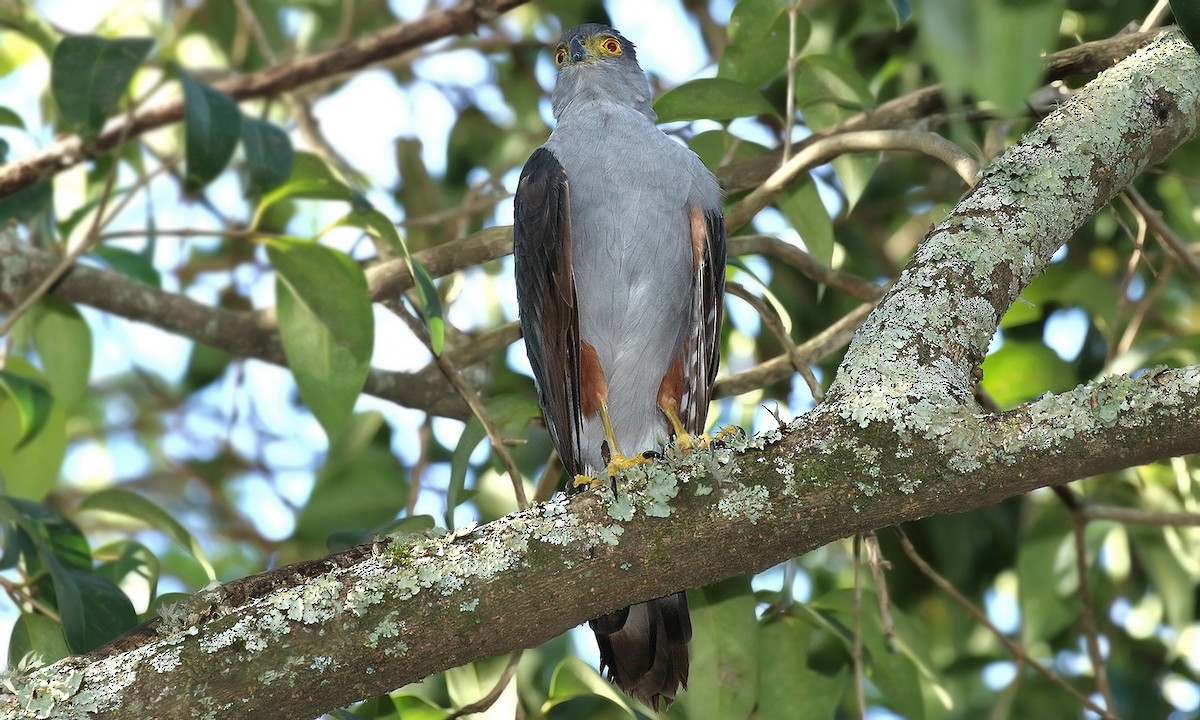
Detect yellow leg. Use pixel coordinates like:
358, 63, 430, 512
571, 401, 652, 490
662, 405, 699, 452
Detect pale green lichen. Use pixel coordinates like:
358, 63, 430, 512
459, 598, 479, 612
715, 485, 770, 524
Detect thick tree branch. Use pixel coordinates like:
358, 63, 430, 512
0, 0, 530, 198
1, 28, 1197, 720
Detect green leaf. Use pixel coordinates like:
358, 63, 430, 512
390, 694, 448, 720
0, 370, 54, 449
269, 238, 374, 441
0, 361, 66, 500
179, 69, 242, 193
95, 539, 160, 608
1174, 0, 1200, 53
49, 558, 137, 653
719, 0, 805, 88
759, 615, 845, 720
294, 412, 409, 548
8, 612, 70, 669
445, 395, 541, 530
341, 207, 444, 354
917, 0, 1063, 113
677, 578, 759, 720
1018, 504, 1077, 644
51, 36, 153, 140
0, 179, 52, 225
774, 176, 834, 269
241, 116, 294, 197
89, 245, 162, 287
80, 488, 216, 582
794, 55, 877, 209
545, 656, 634, 711
980, 341, 1076, 409
1128, 525, 1196, 635
446, 655, 518, 718
0, 106, 25, 129
255, 151, 355, 224
27, 299, 92, 411
654, 78, 775, 123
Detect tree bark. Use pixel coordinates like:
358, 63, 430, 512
1, 26, 1198, 720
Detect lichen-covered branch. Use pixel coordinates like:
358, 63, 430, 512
2, 365, 1196, 720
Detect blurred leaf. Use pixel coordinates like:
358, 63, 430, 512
294, 412, 408, 548
0, 107, 25, 128
241, 116, 294, 197
446, 395, 542, 530
1017, 262, 1118, 329
95, 539, 160, 609
794, 55, 877, 209
0, 361, 66, 501
268, 237, 374, 441
26, 298, 91, 411
341, 207, 444, 354
183, 341, 230, 392
1174, 0, 1200, 53
49, 558, 136, 653
655, 78, 775, 123
180, 69, 242, 193
8, 612, 69, 669
1018, 504, 1076, 644
0, 369, 53, 448
720, 0, 805, 88
256, 151, 355, 223
0, 179, 52, 225
677, 578, 759, 720
917, 0, 1063, 113
758, 615, 844, 720
1128, 525, 1195, 635
391, 694, 448, 720
544, 656, 634, 712
775, 176, 834, 269
80, 488, 216, 582
88, 245, 162, 287
446, 654, 518, 719
980, 341, 1075, 408
50, 36, 153, 140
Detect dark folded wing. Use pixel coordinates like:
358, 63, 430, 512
681, 207, 727, 435
513, 147, 583, 476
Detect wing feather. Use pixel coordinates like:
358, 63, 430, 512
513, 148, 584, 476
681, 208, 727, 435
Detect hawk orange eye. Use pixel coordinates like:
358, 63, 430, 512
555, 48, 566, 65
602, 37, 621, 54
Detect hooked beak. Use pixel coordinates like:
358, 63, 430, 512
569, 36, 587, 64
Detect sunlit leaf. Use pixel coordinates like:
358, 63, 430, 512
654, 78, 775, 123
8, 612, 70, 669
268, 237, 374, 441
340, 207, 444, 354
180, 69, 242, 193
26, 299, 91, 411
256, 151, 355, 224
50, 36, 153, 140
980, 341, 1076, 408
80, 488, 216, 582
794, 55, 877, 209
775, 176, 834, 270
0, 370, 53, 448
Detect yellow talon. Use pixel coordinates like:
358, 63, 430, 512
573, 474, 603, 490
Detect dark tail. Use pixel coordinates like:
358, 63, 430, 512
589, 591, 691, 710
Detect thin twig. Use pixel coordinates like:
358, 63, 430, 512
1056, 488, 1117, 714
863, 531, 894, 650
725, 281, 822, 400
894, 527, 1114, 719
1121, 187, 1200, 278
445, 650, 524, 720
853, 535, 867, 719
725, 129, 980, 230
1083, 504, 1200, 527
1139, 0, 1173, 31
782, 1, 799, 164
390, 300, 528, 509
729, 234, 884, 303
